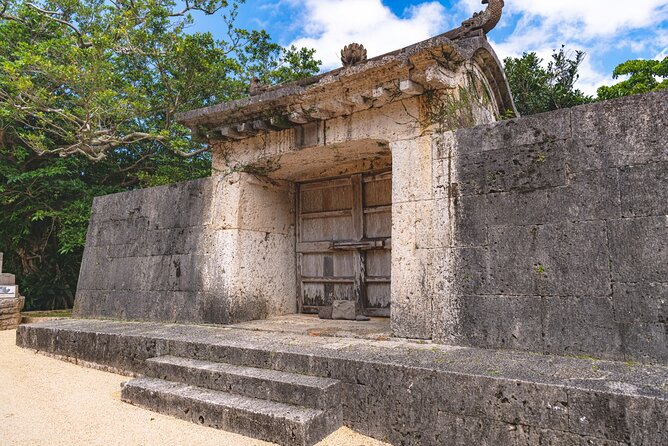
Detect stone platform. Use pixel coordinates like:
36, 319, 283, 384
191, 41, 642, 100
16, 319, 668, 445
229, 314, 392, 340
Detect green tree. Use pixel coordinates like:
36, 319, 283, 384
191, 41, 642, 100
504, 46, 592, 116
597, 58, 668, 100
0, 0, 320, 310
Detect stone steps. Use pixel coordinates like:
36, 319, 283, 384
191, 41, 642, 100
145, 355, 341, 410
122, 356, 343, 446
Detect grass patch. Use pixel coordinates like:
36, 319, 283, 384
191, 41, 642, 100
22, 309, 73, 318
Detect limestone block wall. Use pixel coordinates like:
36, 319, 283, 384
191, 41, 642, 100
393, 90, 667, 364
74, 173, 296, 325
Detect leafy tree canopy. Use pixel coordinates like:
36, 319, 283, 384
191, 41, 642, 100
503, 46, 593, 116
597, 57, 668, 101
0, 0, 319, 160
0, 0, 320, 310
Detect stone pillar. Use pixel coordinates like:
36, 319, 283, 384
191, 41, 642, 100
390, 135, 445, 340
212, 173, 297, 322
0, 253, 25, 330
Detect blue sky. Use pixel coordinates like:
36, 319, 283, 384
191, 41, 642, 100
192, 0, 668, 95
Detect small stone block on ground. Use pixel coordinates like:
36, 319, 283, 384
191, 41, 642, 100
318, 306, 333, 320
331, 300, 358, 320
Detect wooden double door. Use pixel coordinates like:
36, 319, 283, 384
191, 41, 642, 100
297, 171, 391, 317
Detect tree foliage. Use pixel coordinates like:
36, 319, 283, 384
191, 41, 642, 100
503, 46, 592, 116
0, 0, 319, 160
597, 57, 668, 101
0, 0, 320, 310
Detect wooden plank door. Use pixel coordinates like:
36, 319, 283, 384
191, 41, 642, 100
297, 171, 391, 316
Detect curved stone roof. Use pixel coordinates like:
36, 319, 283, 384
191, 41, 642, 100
176, 8, 516, 142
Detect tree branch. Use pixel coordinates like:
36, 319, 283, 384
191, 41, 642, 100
26, 3, 93, 48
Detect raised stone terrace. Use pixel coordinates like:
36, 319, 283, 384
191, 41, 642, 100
17, 318, 668, 446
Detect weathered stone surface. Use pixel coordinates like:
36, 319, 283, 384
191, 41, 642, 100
0, 255, 23, 330
568, 89, 668, 172
144, 355, 341, 411
620, 162, 668, 218
391, 135, 433, 204
0, 273, 15, 286
613, 282, 668, 324
434, 107, 571, 158
318, 307, 332, 320
486, 221, 611, 296
453, 139, 568, 196
0, 253, 23, 330
16, 320, 668, 446
75, 173, 296, 325
608, 216, 668, 283
620, 322, 668, 364
440, 295, 543, 351
542, 296, 622, 358
122, 377, 338, 446
480, 168, 621, 227
331, 300, 358, 320
420, 92, 668, 363
0, 296, 22, 309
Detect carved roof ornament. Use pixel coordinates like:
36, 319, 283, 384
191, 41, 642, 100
341, 43, 368, 68
249, 77, 268, 96
456, 0, 505, 38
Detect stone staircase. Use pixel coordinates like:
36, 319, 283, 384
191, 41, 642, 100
121, 355, 343, 446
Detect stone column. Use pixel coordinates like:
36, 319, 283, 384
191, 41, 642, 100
390, 135, 446, 340
211, 173, 297, 322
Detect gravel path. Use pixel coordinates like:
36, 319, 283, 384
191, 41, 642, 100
0, 329, 388, 446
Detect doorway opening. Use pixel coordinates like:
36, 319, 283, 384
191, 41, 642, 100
296, 170, 391, 317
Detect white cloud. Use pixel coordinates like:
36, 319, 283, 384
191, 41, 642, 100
484, 0, 668, 95
287, 0, 449, 70
507, 0, 668, 37
282, 1, 667, 95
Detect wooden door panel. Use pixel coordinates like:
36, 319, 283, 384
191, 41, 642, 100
366, 283, 391, 309
297, 170, 392, 316
301, 214, 355, 242
364, 210, 391, 239
301, 252, 355, 277
363, 174, 392, 207
300, 181, 352, 213
302, 282, 356, 308
366, 250, 391, 278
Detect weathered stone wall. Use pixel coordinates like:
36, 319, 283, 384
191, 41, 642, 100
74, 173, 297, 324
393, 90, 667, 364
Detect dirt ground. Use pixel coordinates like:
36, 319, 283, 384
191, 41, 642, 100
0, 329, 389, 446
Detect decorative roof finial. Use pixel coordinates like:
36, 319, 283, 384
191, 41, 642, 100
460, 0, 505, 37
249, 77, 268, 96
341, 43, 367, 68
